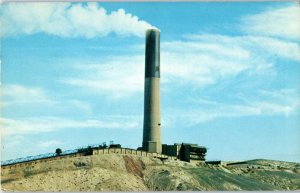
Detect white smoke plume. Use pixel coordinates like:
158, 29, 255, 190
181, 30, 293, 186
1, 3, 156, 38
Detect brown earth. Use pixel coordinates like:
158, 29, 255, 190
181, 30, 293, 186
1, 154, 300, 191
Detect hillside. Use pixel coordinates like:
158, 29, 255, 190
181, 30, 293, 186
1, 154, 300, 191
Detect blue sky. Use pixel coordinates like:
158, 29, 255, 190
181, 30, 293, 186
1, 2, 300, 162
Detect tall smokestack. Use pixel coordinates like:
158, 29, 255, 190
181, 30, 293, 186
142, 29, 161, 153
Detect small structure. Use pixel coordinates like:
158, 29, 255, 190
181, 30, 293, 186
205, 160, 223, 165
109, 144, 121, 148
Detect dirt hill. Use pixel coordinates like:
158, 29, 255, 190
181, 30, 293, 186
1, 154, 300, 191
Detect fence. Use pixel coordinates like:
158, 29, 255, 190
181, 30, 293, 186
1, 148, 176, 170
92, 148, 174, 159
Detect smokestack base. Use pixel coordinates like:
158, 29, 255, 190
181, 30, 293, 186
142, 141, 162, 153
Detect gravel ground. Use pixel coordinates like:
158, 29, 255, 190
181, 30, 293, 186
1, 154, 299, 191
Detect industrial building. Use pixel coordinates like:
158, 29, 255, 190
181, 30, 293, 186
162, 143, 207, 162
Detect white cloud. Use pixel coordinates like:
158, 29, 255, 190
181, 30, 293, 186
166, 89, 300, 126
59, 4, 299, 98
61, 38, 269, 97
1, 84, 93, 114
1, 3, 155, 38
161, 40, 254, 86
61, 51, 249, 97
1, 84, 92, 115
68, 100, 92, 114
61, 56, 145, 98
1, 84, 56, 106
241, 5, 300, 40
37, 140, 61, 148
185, 34, 300, 62
1, 116, 140, 136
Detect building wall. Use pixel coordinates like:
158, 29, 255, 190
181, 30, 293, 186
91, 148, 170, 159
162, 144, 177, 157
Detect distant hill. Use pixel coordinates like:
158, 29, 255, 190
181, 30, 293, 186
1, 154, 300, 191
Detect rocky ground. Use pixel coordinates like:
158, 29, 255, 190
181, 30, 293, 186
1, 154, 300, 191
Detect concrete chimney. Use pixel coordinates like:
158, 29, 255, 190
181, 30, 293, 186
142, 29, 162, 153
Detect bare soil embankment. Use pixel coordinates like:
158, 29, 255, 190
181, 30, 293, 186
1, 154, 300, 191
